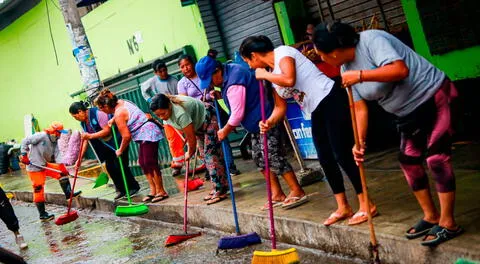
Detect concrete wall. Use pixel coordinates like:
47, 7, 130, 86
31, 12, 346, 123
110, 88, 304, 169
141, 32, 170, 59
401, 0, 480, 81
0, 0, 210, 141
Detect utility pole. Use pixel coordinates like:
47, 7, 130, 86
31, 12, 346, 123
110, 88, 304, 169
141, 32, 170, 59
58, 0, 101, 102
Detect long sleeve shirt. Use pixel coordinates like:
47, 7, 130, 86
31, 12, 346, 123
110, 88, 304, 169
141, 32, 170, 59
140, 75, 178, 103
225, 85, 246, 127
21, 132, 60, 172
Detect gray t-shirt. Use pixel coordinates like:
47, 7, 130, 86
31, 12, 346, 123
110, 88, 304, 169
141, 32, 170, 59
140, 75, 178, 103
342, 30, 445, 117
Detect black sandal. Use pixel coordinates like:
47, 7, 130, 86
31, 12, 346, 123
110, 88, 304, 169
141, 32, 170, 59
151, 194, 169, 203
142, 195, 155, 202
420, 225, 464, 246
405, 219, 437, 239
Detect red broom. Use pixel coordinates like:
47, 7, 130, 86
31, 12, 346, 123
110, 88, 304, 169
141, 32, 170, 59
165, 158, 201, 246
55, 139, 85, 225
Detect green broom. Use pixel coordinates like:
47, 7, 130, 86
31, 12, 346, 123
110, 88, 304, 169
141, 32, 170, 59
111, 125, 149, 217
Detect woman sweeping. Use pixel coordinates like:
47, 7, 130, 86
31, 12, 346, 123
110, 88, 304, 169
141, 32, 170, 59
95, 89, 168, 203
195, 54, 308, 210
239, 35, 376, 225
150, 94, 229, 205
313, 22, 462, 246
69, 101, 140, 200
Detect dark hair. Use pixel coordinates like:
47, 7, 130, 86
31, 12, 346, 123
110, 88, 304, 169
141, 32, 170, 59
313, 22, 359, 53
178, 54, 195, 65
94, 88, 118, 109
239, 35, 274, 59
207, 49, 218, 59
152, 59, 167, 72
69, 101, 89, 114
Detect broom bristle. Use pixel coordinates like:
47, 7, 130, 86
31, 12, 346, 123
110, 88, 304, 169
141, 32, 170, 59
55, 211, 79, 225
165, 232, 202, 247
251, 248, 299, 264
217, 232, 261, 250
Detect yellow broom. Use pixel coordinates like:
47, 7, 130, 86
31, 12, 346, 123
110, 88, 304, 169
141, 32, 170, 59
251, 81, 299, 264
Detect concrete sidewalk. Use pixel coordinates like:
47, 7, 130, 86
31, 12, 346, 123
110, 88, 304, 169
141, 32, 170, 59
1, 142, 479, 264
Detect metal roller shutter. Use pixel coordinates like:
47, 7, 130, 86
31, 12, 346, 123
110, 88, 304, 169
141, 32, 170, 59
212, 0, 282, 59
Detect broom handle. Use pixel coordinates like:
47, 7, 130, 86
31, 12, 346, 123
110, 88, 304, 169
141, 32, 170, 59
87, 140, 107, 173
214, 100, 241, 235
67, 139, 85, 214
283, 118, 307, 171
184, 159, 189, 233
346, 86, 377, 246
259, 81, 277, 249
111, 125, 132, 206
29, 163, 95, 182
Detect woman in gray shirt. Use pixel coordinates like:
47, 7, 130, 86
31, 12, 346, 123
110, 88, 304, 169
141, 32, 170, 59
313, 22, 462, 246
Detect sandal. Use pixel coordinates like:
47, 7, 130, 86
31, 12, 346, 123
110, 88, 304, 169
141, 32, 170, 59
260, 200, 284, 211
405, 219, 438, 239
142, 195, 155, 202
281, 195, 309, 210
206, 191, 227, 205
151, 194, 169, 203
203, 189, 216, 201
324, 210, 354, 226
420, 225, 464, 246
348, 205, 378, 225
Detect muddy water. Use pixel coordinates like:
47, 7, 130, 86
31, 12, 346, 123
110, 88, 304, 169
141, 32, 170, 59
0, 201, 362, 264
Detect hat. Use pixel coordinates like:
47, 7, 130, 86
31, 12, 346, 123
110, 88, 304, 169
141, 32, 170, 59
195, 56, 217, 90
45, 121, 68, 135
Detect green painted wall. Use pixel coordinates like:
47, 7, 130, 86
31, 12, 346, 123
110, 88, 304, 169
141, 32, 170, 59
401, 0, 480, 81
0, 0, 210, 141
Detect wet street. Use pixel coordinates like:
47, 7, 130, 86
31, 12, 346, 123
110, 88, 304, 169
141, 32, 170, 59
1, 201, 361, 264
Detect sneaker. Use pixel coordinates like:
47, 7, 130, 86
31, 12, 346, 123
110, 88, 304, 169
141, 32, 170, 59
229, 166, 241, 176
114, 192, 125, 200
15, 234, 28, 250
40, 213, 54, 222
172, 167, 182, 176
129, 188, 140, 197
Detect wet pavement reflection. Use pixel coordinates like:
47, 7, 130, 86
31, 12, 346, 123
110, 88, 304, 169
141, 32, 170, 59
1, 201, 361, 264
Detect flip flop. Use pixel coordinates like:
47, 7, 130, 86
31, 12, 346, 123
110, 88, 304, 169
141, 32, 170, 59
142, 195, 155, 202
281, 195, 309, 210
203, 189, 216, 201
323, 210, 354, 226
151, 194, 169, 203
421, 225, 464, 246
206, 192, 227, 205
348, 206, 378, 225
260, 200, 284, 211
405, 219, 438, 239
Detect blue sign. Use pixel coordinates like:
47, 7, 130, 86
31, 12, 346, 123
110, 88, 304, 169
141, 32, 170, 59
285, 99, 317, 159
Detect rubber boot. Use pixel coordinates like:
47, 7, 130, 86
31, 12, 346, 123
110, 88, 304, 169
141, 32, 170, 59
59, 177, 82, 200
35, 202, 54, 221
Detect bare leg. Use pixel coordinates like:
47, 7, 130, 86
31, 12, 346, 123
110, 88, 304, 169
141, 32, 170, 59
281, 171, 305, 199
144, 173, 156, 196
269, 171, 286, 202
152, 168, 167, 196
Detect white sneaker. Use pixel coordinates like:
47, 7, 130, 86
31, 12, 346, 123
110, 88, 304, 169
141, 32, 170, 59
15, 234, 28, 249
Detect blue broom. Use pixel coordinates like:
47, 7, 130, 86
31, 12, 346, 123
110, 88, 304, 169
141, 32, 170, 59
214, 99, 261, 252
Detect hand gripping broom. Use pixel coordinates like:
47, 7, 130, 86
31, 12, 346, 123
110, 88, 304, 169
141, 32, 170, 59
164, 158, 201, 246
111, 125, 149, 217
55, 139, 84, 225
251, 81, 300, 264
346, 86, 380, 263
214, 100, 261, 252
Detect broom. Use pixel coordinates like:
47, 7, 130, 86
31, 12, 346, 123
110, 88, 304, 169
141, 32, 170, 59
214, 100, 261, 252
87, 140, 110, 189
346, 86, 380, 263
252, 81, 300, 264
111, 125, 149, 217
55, 139, 85, 225
165, 158, 201, 246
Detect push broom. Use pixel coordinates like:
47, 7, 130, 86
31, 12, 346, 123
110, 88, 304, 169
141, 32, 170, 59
111, 125, 149, 217
55, 139, 85, 225
251, 81, 300, 264
346, 86, 380, 264
164, 158, 201, 246
214, 100, 261, 252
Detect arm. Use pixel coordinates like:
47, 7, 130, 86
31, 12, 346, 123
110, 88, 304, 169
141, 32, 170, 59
114, 108, 132, 156
259, 89, 287, 133
182, 123, 197, 160
352, 99, 369, 164
256, 57, 296, 87
140, 79, 153, 103
341, 60, 409, 87
217, 85, 246, 141
20, 133, 44, 154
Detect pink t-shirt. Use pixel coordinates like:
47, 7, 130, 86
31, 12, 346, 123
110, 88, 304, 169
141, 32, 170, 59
225, 85, 246, 127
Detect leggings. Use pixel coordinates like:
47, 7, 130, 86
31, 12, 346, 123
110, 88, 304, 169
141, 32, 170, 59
399, 79, 457, 193
311, 84, 363, 195
0, 187, 19, 232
